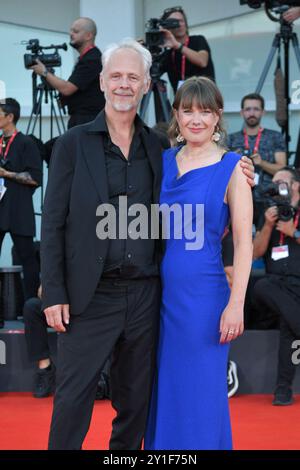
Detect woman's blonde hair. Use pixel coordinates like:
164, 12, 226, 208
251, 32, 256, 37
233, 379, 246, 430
169, 76, 227, 146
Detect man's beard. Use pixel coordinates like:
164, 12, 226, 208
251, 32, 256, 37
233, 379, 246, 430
104, 90, 145, 112
246, 117, 260, 128
69, 40, 81, 50
111, 101, 135, 112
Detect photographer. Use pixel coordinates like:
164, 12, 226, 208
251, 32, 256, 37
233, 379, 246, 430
228, 93, 286, 224
30, 17, 105, 129
159, 6, 215, 93
252, 167, 300, 406
0, 98, 41, 299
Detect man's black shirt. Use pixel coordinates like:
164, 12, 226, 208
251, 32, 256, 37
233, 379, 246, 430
161, 35, 215, 94
98, 112, 159, 279
60, 47, 105, 117
258, 212, 300, 279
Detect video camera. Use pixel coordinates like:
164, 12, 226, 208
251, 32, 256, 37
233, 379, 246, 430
258, 181, 296, 221
240, 1, 300, 10
23, 39, 68, 69
145, 17, 180, 53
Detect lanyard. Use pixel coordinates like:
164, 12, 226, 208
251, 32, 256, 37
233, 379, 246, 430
80, 45, 95, 59
172, 36, 190, 81
0, 130, 18, 160
279, 209, 300, 245
243, 127, 263, 155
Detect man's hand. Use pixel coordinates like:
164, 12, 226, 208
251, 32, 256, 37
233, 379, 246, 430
0, 168, 9, 178
251, 153, 262, 166
44, 304, 70, 332
265, 206, 278, 227
239, 155, 255, 187
160, 28, 180, 49
283, 7, 300, 23
276, 219, 295, 238
30, 58, 47, 77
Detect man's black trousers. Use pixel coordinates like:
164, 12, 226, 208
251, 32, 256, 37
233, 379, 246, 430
23, 297, 50, 361
253, 274, 300, 387
0, 231, 40, 299
48, 277, 160, 450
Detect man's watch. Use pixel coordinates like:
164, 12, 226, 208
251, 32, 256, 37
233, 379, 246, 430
42, 69, 48, 78
293, 229, 300, 240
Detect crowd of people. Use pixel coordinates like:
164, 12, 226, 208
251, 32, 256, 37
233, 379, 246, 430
1, 4, 300, 450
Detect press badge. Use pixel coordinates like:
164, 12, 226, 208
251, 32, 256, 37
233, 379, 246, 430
0, 178, 7, 201
271, 245, 289, 261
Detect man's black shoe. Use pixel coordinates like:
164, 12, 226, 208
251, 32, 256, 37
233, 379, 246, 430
33, 363, 56, 398
95, 372, 111, 400
272, 385, 294, 406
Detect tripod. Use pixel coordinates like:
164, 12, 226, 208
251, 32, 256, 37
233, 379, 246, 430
26, 71, 66, 138
255, 15, 300, 157
139, 59, 171, 123
26, 72, 66, 215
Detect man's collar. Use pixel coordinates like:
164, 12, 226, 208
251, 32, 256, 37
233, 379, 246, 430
79, 44, 96, 59
86, 109, 150, 135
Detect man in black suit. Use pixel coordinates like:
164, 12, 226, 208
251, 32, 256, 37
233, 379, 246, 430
41, 39, 255, 450
41, 39, 161, 450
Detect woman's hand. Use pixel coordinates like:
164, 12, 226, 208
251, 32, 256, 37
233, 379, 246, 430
219, 303, 244, 343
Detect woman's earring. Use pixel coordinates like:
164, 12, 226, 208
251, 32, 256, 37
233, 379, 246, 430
212, 129, 221, 142
176, 133, 185, 143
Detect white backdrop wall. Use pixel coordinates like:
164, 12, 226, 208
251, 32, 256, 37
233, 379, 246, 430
80, 0, 144, 48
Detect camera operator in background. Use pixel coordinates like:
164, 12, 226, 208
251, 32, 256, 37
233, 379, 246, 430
0, 98, 41, 299
30, 17, 105, 129
252, 167, 300, 406
227, 93, 286, 225
159, 6, 215, 94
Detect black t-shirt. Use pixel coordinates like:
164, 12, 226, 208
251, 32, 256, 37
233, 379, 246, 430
257, 213, 300, 278
161, 35, 215, 93
0, 132, 42, 236
60, 46, 105, 116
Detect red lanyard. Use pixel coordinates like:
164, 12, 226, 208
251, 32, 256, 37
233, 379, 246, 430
243, 127, 263, 155
279, 209, 300, 245
80, 45, 95, 59
0, 130, 18, 160
172, 36, 190, 81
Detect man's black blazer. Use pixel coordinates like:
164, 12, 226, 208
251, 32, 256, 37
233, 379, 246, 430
41, 111, 163, 315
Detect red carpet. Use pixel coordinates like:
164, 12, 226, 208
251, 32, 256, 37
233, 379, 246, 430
1, 393, 300, 450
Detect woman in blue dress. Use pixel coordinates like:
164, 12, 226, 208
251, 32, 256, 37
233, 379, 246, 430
145, 77, 253, 450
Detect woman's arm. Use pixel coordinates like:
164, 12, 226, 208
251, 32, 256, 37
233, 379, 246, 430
220, 163, 253, 343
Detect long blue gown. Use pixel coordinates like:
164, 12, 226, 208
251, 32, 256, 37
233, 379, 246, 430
144, 147, 241, 450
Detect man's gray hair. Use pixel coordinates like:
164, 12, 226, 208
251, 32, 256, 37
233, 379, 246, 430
101, 38, 152, 80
